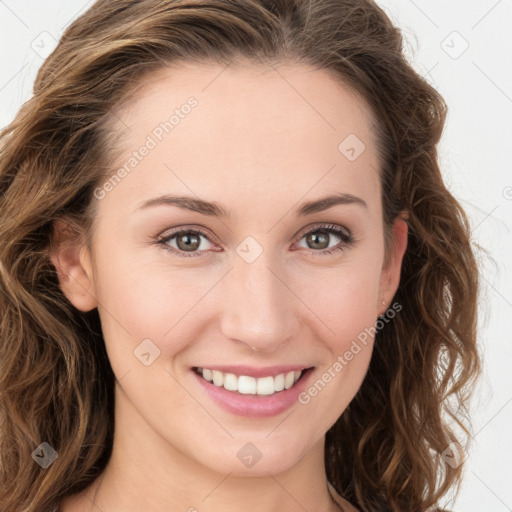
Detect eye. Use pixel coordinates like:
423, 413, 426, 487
154, 223, 355, 258
155, 226, 218, 257
293, 224, 354, 256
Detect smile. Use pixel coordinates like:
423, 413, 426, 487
194, 367, 305, 396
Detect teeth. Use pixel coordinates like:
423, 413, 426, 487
197, 368, 303, 396
274, 373, 285, 392
212, 370, 224, 387
238, 375, 257, 394
284, 371, 295, 390
256, 376, 275, 396
223, 373, 238, 391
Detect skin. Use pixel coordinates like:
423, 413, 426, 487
53, 61, 408, 512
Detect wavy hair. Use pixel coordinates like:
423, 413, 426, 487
0, 1, 482, 510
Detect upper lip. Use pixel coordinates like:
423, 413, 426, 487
193, 365, 313, 378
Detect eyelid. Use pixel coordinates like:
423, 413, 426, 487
155, 224, 219, 245
154, 225, 221, 257
294, 222, 351, 240
154, 222, 354, 257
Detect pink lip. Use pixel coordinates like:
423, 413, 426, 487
194, 365, 310, 378
191, 367, 315, 418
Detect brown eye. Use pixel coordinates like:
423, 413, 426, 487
157, 228, 215, 257
156, 224, 354, 258
305, 230, 330, 250
175, 231, 202, 252
295, 224, 353, 256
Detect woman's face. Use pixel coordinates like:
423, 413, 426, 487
63, 62, 407, 476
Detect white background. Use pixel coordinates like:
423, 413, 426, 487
1, 1, 511, 511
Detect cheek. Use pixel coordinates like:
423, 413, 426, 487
297, 277, 377, 426
298, 342, 373, 437
92, 249, 218, 358
296, 259, 381, 345
92, 228, 383, 364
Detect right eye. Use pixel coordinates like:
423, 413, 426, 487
155, 226, 220, 258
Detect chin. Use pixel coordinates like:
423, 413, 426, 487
191, 433, 311, 477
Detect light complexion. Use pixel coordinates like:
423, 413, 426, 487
53, 61, 407, 512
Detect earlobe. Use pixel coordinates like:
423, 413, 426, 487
50, 220, 97, 312
378, 214, 408, 315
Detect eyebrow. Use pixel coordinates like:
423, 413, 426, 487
135, 192, 367, 218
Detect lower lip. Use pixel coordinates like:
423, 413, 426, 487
192, 368, 314, 418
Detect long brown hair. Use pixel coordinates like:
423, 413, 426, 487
0, 1, 482, 510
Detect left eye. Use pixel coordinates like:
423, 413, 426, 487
156, 224, 354, 258
294, 225, 352, 254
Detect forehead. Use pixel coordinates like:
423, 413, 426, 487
114, 61, 378, 143
99, 61, 382, 220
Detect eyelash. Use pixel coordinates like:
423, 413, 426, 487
154, 224, 354, 258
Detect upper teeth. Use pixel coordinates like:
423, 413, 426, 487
197, 368, 302, 396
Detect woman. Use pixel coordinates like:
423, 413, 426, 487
0, 1, 481, 511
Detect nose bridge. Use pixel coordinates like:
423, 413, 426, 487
219, 247, 297, 351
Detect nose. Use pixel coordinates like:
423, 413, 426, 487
219, 251, 300, 353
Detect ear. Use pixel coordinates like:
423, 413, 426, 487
377, 213, 408, 316
49, 219, 97, 312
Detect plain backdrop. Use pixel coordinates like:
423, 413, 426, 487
1, 1, 511, 511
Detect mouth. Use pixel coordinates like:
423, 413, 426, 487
193, 366, 313, 397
